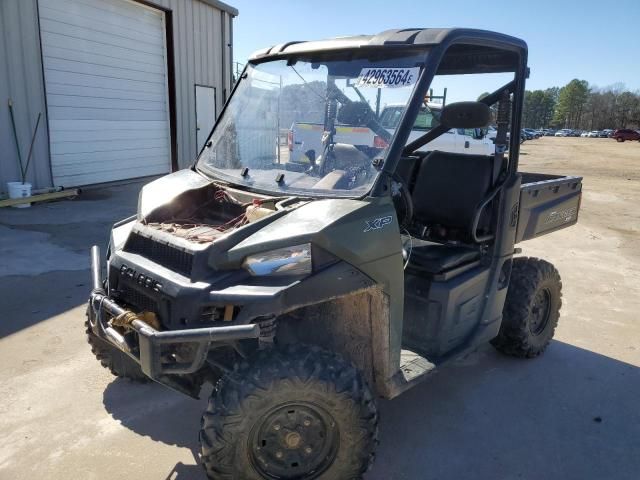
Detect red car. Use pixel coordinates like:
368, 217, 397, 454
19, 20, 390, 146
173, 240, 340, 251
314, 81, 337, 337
611, 129, 640, 142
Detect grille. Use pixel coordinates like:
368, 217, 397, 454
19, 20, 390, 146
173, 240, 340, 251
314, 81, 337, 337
118, 284, 159, 314
125, 232, 193, 276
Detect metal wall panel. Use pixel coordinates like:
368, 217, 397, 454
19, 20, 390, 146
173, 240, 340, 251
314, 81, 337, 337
0, 0, 52, 191
0, 0, 235, 189
153, 0, 234, 168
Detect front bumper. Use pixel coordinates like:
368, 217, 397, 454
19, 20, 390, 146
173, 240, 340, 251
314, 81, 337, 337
88, 246, 260, 388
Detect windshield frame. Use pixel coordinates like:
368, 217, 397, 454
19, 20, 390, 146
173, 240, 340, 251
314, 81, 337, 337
195, 46, 432, 199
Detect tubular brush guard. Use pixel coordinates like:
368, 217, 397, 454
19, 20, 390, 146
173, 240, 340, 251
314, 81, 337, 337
88, 245, 260, 381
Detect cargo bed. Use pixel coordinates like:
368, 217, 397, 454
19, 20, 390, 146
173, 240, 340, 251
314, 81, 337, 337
516, 172, 582, 242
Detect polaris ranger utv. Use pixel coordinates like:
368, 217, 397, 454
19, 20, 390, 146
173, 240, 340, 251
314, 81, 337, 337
87, 28, 582, 479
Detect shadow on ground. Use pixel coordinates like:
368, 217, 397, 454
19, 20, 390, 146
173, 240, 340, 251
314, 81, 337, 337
103, 379, 211, 479
101, 340, 640, 480
0, 270, 91, 337
0, 181, 145, 338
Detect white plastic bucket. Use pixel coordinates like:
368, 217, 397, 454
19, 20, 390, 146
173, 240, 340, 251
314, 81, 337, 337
7, 181, 32, 208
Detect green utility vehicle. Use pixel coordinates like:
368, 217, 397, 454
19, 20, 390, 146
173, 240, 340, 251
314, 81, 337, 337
88, 28, 582, 479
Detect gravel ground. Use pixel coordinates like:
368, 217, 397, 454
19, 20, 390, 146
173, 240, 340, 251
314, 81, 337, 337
0, 137, 638, 479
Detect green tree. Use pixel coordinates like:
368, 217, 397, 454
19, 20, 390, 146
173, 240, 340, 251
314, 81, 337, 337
541, 88, 559, 127
522, 88, 558, 128
553, 79, 590, 128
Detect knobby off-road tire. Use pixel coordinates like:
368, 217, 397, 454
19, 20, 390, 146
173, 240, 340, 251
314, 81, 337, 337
85, 307, 148, 382
491, 257, 562, 358
200, 344, 378, 480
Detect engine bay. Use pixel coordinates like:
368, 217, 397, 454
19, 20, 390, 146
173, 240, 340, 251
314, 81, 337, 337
142, 183, 287, 244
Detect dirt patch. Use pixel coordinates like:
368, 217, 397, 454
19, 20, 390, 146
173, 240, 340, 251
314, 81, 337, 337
518, 136, 640, 364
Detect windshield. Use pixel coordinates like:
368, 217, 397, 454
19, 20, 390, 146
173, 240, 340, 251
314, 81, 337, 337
197, 51, 425, 197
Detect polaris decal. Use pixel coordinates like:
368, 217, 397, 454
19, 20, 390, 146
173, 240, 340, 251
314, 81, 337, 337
120, 264, 163, 292
364, 215, 393, 232
543, 207, 577, 226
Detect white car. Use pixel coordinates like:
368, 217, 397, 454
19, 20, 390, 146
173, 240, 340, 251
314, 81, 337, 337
555, 129, 571, 137
580, 131, 589, 137
587, 130, 599, 137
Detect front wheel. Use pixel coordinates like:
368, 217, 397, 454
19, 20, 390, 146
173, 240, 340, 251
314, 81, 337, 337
491, 257, 562, 358
616, 137, 624, 142
200, 344, 378, 480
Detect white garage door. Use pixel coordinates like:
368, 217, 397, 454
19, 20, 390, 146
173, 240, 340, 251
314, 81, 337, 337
39, 0, 171, 186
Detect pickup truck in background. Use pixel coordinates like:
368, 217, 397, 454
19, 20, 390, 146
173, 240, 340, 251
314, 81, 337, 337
287, 103, 494, 164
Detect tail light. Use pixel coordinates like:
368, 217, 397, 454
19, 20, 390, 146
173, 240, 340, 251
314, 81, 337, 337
373, 135, 388, 148
287, 130, 294, 151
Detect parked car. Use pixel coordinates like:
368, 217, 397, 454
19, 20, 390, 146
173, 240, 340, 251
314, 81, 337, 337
523, 128, 540, 139
580, 131, 589, 137
587, 130, 599, 137
522, 129, 535, 140
555, 129, 571, 137
600, 129, 613, 138
611, 129, 640, 142
544, 129, 556, 136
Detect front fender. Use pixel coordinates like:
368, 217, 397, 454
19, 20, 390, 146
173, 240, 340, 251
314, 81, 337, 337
234, 261, 376, 323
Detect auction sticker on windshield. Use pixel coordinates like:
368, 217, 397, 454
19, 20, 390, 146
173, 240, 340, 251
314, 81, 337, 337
356, 67, 420, 88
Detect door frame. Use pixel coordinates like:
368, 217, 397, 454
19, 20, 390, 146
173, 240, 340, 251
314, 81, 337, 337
135, 0, 179, 171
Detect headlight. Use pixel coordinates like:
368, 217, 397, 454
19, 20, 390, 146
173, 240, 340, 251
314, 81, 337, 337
242, 244, 312, 276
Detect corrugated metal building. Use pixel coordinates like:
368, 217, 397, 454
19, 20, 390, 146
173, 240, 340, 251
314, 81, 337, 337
0, 0, 236, 190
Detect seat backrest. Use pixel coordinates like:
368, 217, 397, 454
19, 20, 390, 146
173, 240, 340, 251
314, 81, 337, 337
411, 151, 497, 240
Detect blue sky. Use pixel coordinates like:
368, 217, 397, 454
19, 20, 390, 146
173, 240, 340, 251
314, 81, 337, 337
231, 0, 640, 93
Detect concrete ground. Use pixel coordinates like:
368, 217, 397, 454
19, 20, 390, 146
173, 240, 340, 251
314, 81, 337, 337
1, 138, 638, 479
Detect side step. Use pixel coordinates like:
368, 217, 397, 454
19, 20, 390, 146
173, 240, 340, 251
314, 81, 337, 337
399, 349, 436, 382
383, 349, 436, 399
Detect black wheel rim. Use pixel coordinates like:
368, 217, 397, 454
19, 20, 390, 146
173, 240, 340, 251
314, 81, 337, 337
530, 288, 552, 335
249, 402, 339, 479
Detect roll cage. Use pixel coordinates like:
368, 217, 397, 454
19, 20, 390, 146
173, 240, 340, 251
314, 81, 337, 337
204, 28, 528, 198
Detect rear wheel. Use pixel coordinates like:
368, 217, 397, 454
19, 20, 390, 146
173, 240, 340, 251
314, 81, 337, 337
85, 307, 148, 382
491, 257, 562, 358
617, 136, 624, 142
200, 344, 378, 480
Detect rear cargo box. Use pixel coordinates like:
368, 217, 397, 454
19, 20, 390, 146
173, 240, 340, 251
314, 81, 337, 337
516, 173, 582, 243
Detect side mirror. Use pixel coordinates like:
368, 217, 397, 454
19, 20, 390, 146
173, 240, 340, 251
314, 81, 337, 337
440, 101, 490, 129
